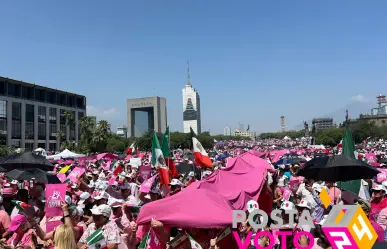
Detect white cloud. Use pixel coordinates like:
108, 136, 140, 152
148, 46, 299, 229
350, 95, 369, 103
86, 106, 124, 131
86, 106, 120, 117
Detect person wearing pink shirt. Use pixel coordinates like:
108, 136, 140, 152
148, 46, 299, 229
1, 214, 36, 249
370, 185, 387, 220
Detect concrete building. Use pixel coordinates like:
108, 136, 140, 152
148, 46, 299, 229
223, 127, 231, 136
0, 76, 86, 151
234, 129, 253, 138
127, 96, 167, 137
312, 117, 334, 129
182, 61, 201, 134
359, 95, 387, 126
116, 125, 128, 138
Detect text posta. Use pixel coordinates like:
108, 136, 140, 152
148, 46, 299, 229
232, 209, 316, 249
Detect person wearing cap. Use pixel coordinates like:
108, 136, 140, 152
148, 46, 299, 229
370, 184, 387, 219
77, 192, 93, 220
78, 204, 120, 249
295, 178, 317, 213
93, 192, 109, 207
120, 183, 140, 205
167, 179, 182, 197
10, 189, 40, 221
1, 214, 36, 248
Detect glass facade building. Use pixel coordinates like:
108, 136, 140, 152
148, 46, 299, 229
0, 76, 86, 151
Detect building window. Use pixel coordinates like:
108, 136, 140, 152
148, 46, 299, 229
0, 80, 6, 95
70, 111, 75, 140
49, 108, 57, 140
0, 100, 6, 145
25, 142, 33, 152
12, 102, 21, 139
25, 104, 34, 139
383, 120, 386, 124
22, 86, 34, 100
60, 109, 66, 138
38, 106, 46, 140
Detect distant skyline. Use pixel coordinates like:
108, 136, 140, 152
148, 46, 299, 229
2, 1, 387, 134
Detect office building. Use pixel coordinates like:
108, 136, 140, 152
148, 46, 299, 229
116, 125, 128, 138
127, 96, 167, 137
223, 127, 231, 136
182, 61, 201, 134
0, 76, 86, 151
312, 117, 334, 129
234, 129, 253, 138
359, 94, 387, 126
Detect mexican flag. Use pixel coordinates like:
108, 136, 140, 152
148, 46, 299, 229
161, 126, 179, 178
338, 126, 368, 201
87, 228, 107, 249
126, 142, 136, 155
191, 128, 212, 168
11, 200, 31, 210
138, 233, 150, 249
152, 131, 170, 188
188, 235, 203, 249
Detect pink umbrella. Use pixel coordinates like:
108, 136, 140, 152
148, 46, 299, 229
137, 188, 235, 228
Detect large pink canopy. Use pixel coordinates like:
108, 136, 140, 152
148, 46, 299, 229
137, 152, 268, 227
137, 189, 235, 228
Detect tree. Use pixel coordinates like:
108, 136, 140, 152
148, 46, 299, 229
78, 116, 95, 154
106, 137, 126, 153
92, 120, 111, 152
64, 110, 74, 141
56, 130, 65, 149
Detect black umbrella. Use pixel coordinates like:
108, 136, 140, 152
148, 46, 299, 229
5, 168, 60, 184
0, 152, 54, 171
297, 155, 380, 182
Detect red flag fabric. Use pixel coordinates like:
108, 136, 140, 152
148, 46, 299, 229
192, 137, 212, 168
165, 158, 179, 178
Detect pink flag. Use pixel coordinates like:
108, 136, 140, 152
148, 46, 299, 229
67, 167, 85, 183
149, 228, 164, 249
140, 166, 152, 181
46, 220, 62, 233
45, 184, 66, 217
104, 161, 111, 171
139, 175, 157, 193
57, 173, 66, 183
108, 176, 117, 186
283, 188, 291, 201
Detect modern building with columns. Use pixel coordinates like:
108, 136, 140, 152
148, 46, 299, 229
0, 77, 86, 151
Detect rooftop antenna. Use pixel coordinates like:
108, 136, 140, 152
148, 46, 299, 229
187, 60, 192, 86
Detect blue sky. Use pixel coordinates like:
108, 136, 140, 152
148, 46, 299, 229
1, 1, 387, 134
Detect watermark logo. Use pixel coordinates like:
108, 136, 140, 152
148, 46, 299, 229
321, 205, 377, 249
232, 200, 315, 249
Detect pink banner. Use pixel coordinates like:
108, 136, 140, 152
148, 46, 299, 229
104, 161, 111, 171
139, 175, 157, 193
366, 153, 376, 163
283, 187, 291, 201
108, 176, 117, 186
46, 220, 62, 233
140, 166, 152, 181
46, 184, 66, 218
67, 167, 86, 183
377, 168, 387, 183
57, 173, 66, 183
78, 157, 87, 168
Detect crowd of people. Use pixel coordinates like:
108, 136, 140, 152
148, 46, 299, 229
0, 138, 386, 249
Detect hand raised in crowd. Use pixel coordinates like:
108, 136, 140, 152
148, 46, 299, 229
79, 244, 89, 249
61, 200, 69, 213
151, 219, 163, 228
209, 237, 219, 249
